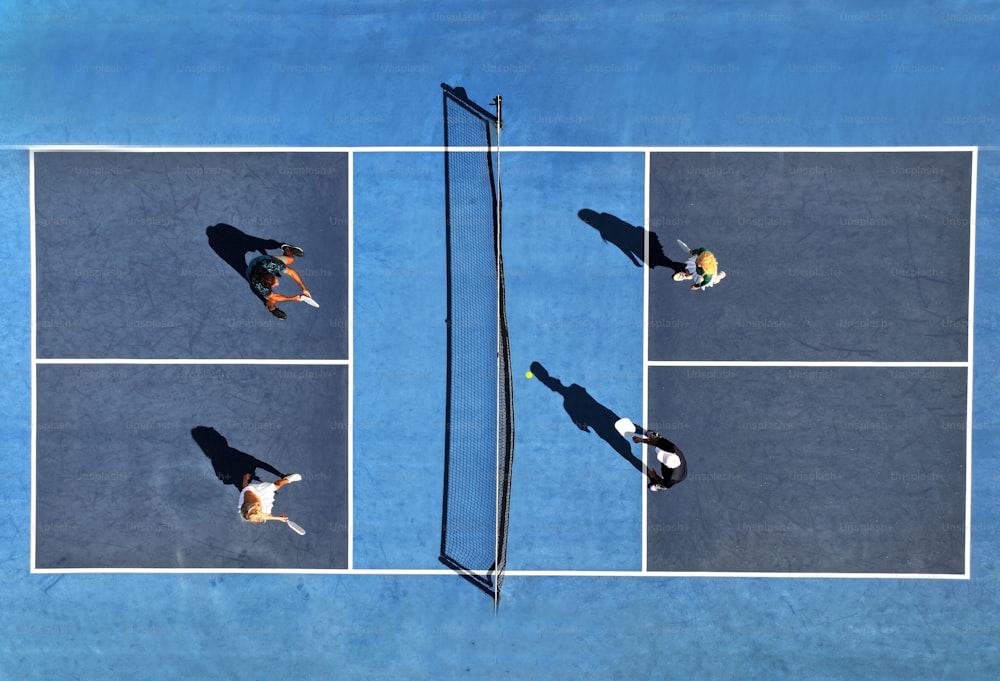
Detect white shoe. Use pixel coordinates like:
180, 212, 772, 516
614, 417, 636, 437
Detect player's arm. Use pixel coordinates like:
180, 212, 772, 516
632, 435, 657, 445
267, 292, 304, 303
282, 265, 311, 298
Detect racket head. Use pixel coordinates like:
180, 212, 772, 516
286, 520, 306, 535
299, 295, 319, 308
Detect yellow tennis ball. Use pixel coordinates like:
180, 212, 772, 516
525, 371, 533, 379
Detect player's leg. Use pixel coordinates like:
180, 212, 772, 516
266, 298, 287, 319
274, 473, 302, 490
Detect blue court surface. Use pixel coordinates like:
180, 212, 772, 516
3, 2, 1000, 679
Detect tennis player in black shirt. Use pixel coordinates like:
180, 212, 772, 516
633, 427, 687, 491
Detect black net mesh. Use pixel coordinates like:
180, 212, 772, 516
439, 86, 514, 603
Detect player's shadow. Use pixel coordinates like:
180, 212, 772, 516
529, 361, 645, 474
206, 223, 284, 280
191, 426, 286, 491
578, 209, 686, 273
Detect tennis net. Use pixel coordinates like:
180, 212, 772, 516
439, 84, 514, 607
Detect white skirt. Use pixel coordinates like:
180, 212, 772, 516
239, 481, 277, 515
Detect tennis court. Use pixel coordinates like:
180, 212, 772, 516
3, 2, 1000, 679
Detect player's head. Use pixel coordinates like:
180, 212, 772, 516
260, 271, 277, 288
240, 499, 265, 522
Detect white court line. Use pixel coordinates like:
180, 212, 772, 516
504, 569, 968, 579
29, 566, 968, 579
35, 358, 349, 364
347, 150, 355, 572
641, 150, 651, 573
29, 147, 354, 571
966, 147, 977, 577
648, 360, 969, 368
28, 150, 37, 571
29, 145, 978, 579
642, 149, 977, 580
20, 145, 979, 153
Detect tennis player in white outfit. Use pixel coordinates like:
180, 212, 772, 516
239, 472, 302, 523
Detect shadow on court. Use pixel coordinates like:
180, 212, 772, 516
529, 361, 647, 475
206, 223, 286, 279
191, 425, 288, 491
578, 209, 685, 273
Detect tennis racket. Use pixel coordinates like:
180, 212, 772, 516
299, 295, 319, 308
286, 520, 306, 535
